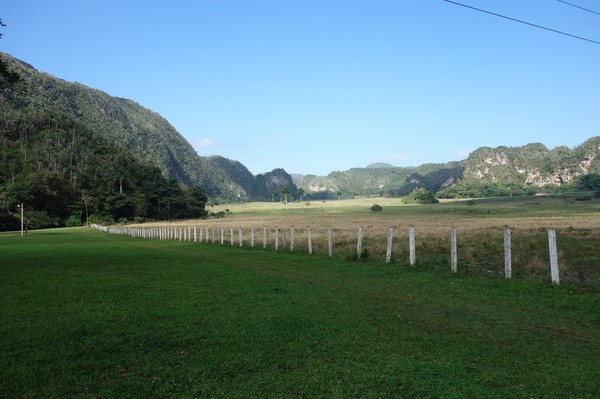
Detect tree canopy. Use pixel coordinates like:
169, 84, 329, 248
0, 109, 208, 230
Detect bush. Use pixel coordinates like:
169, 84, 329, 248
404, 188, 439, 204
370, 204, 383, 212
65, 215, 82, 227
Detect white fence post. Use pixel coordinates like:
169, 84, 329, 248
409, 225, 416, 266
263, 226, 267, 249
327, 226, 333, 257
386, 227, 394, 264
239, 226, 243, 247
548, 229, 560, 285
357, 226, 364, 259
451, 227, 458, 273
290, 225, 295, 252
504, 227, 512, 279
307, 225, 313, 255
275, 226, 279, 251
251, 227, 255, 248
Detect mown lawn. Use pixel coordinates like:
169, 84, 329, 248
1, 228, 599, 398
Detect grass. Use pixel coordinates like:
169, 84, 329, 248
1, 227, 599, 398
138, 196, 600, 285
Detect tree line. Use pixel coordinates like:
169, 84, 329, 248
0, 110, 208, 231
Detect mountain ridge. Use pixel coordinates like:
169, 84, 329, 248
3, 52, 599, 202
0, 52, 296, 201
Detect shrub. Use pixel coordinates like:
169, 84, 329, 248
65, 215, 82, 227
404, 188, 439, 204
370, 204, 383, 212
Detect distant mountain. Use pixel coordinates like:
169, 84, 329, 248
437, 139, 600, 198
3, 53, 598, 203
293, 162, 463, 199
294, 138, 600, 199
366, 162, 395, 169
0, 52, 295, 201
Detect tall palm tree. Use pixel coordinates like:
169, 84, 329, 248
282, 187, 290, 211
298, 187, 305, 202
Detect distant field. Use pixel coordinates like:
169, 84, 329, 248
1, 228, 599, 398
137, 195, 600, 284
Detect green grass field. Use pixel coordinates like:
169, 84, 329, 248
1, 226, 599, 398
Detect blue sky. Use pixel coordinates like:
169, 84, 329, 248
2, 1, 599, 175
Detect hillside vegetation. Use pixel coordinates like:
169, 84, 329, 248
438, 140, 600, 198
2, 51, 599, 209
294, 140, 600, 200
0, 109, 208, 230
293, 162, 463, 199
0, 52, 296, 201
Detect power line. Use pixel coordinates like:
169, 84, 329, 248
557, 0, 600, 16
443, 0, 600, 46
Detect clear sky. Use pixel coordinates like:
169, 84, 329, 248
2, 1, 599, 175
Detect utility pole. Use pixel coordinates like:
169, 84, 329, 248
17, 203, 23, 237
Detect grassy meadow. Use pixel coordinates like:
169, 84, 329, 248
141, 195, 600, 285
1, 196, 600, 398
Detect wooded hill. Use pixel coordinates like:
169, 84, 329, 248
437, 140, 600, 198
294, 139, 600, 199
293, 162, 463, 199
2, 51, 599, 223
0, 53, 296, 202
0, 109, 208, 230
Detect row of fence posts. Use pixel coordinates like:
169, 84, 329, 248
92, 224, 562, 285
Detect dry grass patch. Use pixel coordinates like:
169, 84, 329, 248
129, 197, 600, 283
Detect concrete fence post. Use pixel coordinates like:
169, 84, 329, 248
386, 227, 394, 264
328, 226, 333, 257
409, 226, 416, 265
504, 227, 512, 279
451, 227, 458, 273
357, 226, 364, 259
548, 229, 560, 285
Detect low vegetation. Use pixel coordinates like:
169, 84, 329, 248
140, 195, 600, 286
1, 227, 599, 398
0, 110, 209, 230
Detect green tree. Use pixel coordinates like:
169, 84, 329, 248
298, 187, 305, 202
404, 188, 439, 204
0, 20, 22, 92
282, 186, 290, 211
578, 173, 600, 197
370, 204, 383, 212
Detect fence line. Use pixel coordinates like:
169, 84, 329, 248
91, 223, 563, 285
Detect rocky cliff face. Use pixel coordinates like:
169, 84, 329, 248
463, 139, 600, 187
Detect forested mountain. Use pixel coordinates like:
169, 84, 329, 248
295, 138, 600, 199
0, 110, 208, 230
2, 51, 599, 220
294, 162, 463, 199
0, 52, 294, 201
437, 139, 600, 198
